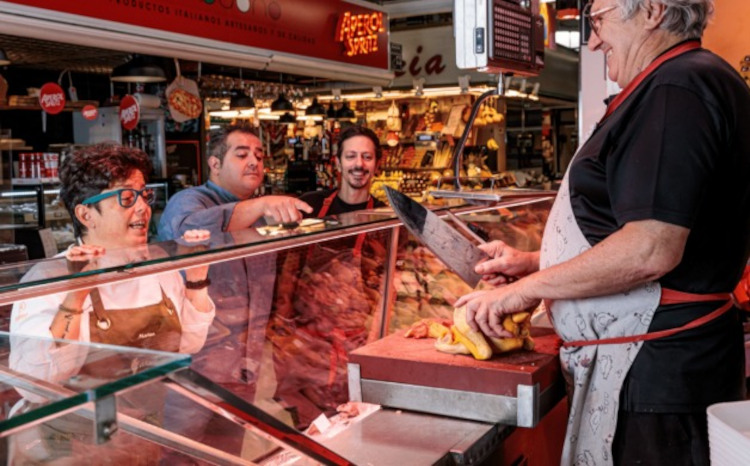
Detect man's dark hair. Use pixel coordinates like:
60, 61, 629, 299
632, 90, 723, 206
336, 125, 381, 161
208, 124, 260, 163
59, 143, 152, 238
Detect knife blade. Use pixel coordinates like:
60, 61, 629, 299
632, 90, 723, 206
385, 186, 487, 287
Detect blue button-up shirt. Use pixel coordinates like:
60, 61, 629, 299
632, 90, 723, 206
157, 181, 275, 384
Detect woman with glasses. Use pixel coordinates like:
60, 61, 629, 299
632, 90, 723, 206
8, 144, 215, 463
457, 1, 750, 465
10, 143, 215, 355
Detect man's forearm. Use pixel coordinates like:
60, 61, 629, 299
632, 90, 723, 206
226, 199, 263, 231
520, 220, 688, 302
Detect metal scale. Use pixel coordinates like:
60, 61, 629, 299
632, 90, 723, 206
432, 0, 548, 203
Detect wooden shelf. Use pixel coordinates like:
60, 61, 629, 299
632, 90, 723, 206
23, 209, 70, 223
12, 177, 60, 185
0, 100, 99, 113
380, 166, 445, 172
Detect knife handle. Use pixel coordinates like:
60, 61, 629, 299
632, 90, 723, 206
444, 211, 517, 284
467, 222, 491, 243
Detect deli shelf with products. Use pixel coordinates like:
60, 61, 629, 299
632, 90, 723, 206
0, 194, 566, 465
0, 182, 168, 257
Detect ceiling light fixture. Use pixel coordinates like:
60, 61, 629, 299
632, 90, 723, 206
231, 68, 255, 110
305, 97, 326, 117
230, 92, 255, 110
326, 102, 337, 120
279, 112, 296, 123
335, 101, 355, 120
271, 92, 294, 114
111, 55, 167, 83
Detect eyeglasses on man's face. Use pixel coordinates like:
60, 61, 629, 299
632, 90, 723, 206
82, 188, 156, 208
583, 2, 620, 36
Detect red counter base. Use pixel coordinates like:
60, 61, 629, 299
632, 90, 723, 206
486, 397, 568, 466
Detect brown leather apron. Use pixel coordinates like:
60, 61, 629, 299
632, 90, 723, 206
8, 287, 181, 463
88, 287, 182, 352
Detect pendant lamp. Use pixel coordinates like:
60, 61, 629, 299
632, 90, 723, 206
271, 93, 294, 114
230, 92, 255, 110
231, 69, 255, 110
279, 112, 296, 123
111, 55, 167, 83
305, 97, 326, 117
335, 101, 355, 120
326, 102, 337, 120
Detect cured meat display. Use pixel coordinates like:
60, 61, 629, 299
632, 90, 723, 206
268, 233, 388, 429
259, 199, 552, 429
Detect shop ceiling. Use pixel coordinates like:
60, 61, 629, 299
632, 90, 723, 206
0, 33, 312, 87
0, 1, 458, 80
0, 0, 580, 99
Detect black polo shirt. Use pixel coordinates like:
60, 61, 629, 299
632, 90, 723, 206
299, 188, 386, 218
569, 44, 750, 412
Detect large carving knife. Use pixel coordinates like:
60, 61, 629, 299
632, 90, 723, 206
385, 186, 487, 287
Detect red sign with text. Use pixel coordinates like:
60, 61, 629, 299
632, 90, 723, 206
119, 95, 140, 130
81, 105, 99, 120
4, 0, 388, 69
38, 83, 66, 114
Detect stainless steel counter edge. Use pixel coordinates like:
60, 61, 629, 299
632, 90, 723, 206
316, 407, 509, 466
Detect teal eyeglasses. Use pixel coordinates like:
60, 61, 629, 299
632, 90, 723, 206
81, 188, 156, 208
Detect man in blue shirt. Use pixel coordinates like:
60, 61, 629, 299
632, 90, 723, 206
158, 125, 311, 391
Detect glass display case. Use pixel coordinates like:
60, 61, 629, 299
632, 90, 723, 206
0, 333, 349, 464
0, 194, 560, 464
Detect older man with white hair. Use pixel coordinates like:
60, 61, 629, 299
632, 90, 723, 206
456, 1, 750, 464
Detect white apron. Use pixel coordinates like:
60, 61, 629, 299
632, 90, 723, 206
538, 40, 719, 466
540, 167, 661, 466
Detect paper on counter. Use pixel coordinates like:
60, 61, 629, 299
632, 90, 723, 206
304, 402, 381, 440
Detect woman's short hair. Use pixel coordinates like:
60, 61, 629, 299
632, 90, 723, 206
59, 143, 152, 237
336, 125, 382, 161
208, 124, 260, 163
619, 0, 713, 39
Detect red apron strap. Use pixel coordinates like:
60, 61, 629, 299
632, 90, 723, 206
660, 288, 730, 305
601, 40, 701, 122
563, 300, 733, 348
317, 190, 338, 219
351, 196, 375, 257
562, 288, 733, 348
306, 191, 340, 262
310, 191, 374, 259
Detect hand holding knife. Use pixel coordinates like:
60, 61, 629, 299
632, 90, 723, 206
385, 187, 520, 288
444, 211, 517, 285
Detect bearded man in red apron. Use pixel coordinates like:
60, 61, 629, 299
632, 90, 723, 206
456, 1, 750, 464
271, 126, 388, 426
298, 125, 387, 219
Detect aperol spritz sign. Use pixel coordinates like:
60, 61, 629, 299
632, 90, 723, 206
335, 11, 386, 57
2, 0, 388, 69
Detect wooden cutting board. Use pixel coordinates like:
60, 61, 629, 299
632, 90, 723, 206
349, 327, 562, 397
